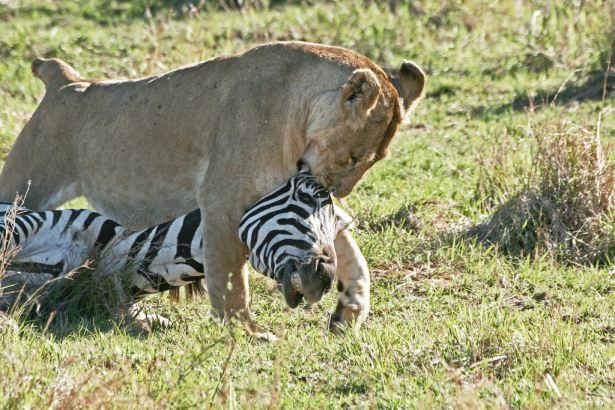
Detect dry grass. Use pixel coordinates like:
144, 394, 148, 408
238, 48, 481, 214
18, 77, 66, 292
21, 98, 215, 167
469, 113, 614, 265
0, 199, 136, 328
0, 197, 39, 317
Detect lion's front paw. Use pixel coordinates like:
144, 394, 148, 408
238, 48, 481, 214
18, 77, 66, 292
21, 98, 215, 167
329, 281, 369, 334
328, 300, 368, 334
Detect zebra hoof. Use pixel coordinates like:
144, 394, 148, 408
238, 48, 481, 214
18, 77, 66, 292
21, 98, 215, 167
249, 329, 278, 342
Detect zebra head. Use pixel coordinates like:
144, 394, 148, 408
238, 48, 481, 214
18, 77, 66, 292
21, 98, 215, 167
239, 171, 351, 308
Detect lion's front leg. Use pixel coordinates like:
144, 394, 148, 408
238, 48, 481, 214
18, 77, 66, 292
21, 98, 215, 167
330, 230, 370, 333
199, 201, 276, 341
200, 207, 249, 320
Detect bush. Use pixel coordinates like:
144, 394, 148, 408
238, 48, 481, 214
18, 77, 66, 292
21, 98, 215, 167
469, 116, 614, 265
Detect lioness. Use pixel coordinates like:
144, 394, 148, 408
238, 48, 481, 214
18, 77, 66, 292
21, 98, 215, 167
0, 41, 425, 336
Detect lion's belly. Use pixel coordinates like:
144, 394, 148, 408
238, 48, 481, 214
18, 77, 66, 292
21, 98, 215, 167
81, 147, 207, 228
79, 139, 207, 228
72, 79, 217, 228
87, 192, 198, 230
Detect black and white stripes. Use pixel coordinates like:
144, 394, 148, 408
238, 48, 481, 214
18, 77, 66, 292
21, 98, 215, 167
0, 202, 121, 275
1, 171, 350, 305
239, 171, 337, 282
96, 209, 204, 297
0, 202, 203, 296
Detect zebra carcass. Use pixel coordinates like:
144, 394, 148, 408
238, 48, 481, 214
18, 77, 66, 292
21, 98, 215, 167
0, 172, 353, 316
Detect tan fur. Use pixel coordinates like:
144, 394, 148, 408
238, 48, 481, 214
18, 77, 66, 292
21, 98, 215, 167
0, 42, 426, 334
330, 228, 370, 332
31, 57, 83, 91
385, 60, 427, 111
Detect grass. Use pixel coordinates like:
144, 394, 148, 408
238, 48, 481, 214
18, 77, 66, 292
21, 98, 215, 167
0, 0, 614, 407
468, 116, 614, 265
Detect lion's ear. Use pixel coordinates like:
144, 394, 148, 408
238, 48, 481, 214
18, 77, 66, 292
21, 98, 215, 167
388, 60, 426, 111
340, 69, 381, 130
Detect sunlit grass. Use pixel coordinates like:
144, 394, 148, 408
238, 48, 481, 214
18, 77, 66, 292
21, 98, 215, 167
0, 0, 613, 407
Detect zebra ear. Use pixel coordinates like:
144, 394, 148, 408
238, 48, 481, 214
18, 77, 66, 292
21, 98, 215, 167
333, 205, 355, 233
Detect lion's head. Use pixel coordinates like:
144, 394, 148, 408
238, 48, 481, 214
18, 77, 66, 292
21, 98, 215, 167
302, 60, 426, 197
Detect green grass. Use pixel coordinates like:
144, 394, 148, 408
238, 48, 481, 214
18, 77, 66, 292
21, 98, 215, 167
1, 0, 613, 407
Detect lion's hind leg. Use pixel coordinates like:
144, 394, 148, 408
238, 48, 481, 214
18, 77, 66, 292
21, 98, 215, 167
0, 58, 84, 210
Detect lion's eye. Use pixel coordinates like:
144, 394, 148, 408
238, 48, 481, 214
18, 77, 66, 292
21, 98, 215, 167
349, 155, 359, 165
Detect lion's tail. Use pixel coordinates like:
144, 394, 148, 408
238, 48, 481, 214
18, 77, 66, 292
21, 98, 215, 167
31, 58, 83, 92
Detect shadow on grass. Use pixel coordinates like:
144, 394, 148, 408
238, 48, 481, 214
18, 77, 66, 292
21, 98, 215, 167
463, 190, 614, 267
365, 172, 612, 275
0, 269, 160, 340
357, 203, 423, 234
471, 71, 613, 117
464, 117, 614, 267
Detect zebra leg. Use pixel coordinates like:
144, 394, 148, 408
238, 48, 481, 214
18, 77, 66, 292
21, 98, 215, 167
330, 229, 370, 333
125, 304, 171, 334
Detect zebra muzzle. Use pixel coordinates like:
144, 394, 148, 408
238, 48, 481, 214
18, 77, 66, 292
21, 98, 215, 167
281, 265, 304, 308
279, 244, 336, 308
